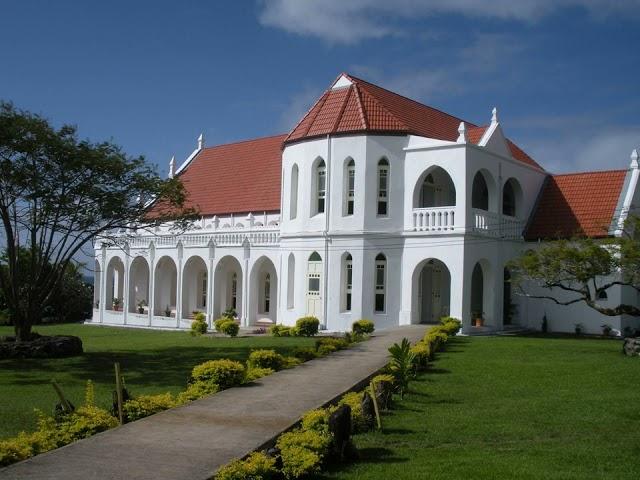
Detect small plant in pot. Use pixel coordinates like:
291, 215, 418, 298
601, 324, 612, 336
164, 305, 172, 318
137, 300, 147, 314
472, 311, 484, 327
574, 323, 584, 335
112, 297, 121, 311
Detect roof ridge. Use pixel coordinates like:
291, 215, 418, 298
552, 169, 627, 177
332, 85, 354, 132
202, 133, 287, 150
346, 72, 477, 128
353, 83, 369, 130
357, 83, 409, 131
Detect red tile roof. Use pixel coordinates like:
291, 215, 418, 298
286, 73, 544, 170
525, 170, 627, 240
168, 134, 286, 217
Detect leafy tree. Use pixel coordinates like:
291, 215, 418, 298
509, 217, 640, 317
0, 102, 197, 341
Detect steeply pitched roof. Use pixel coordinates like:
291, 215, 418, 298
172, 134, 286, 216
525, 170, 627, 240
286, 73, 543, 170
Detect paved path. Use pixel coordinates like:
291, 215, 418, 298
1, 325, 427, 480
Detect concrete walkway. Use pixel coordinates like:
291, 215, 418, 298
1, 325, 427, 480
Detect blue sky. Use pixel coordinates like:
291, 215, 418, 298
1, 0, 639, 175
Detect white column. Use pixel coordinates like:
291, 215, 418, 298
123, 254, 130, 325
242, 258, 249, 326
176, 259, 183, 328
148, 246, 155, 327
207, 258, 215, 328
100, 248, 107, 323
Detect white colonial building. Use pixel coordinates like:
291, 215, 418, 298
91, 73, 640, 335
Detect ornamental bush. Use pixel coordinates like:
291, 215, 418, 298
123, 393, 176, 422
176, 381, 219, 404
410, 341, 431, 368
301, 408, 333, 434
292, 347, 318, 362
277, 429, 331, 479
282, 356, 302, 369
295, 316, 320, 337
248, 349, 285, 371
338, 391, 368, 433
53, 405, 119, 445
440, 317, 462, 335
269, 324, 292, 337
352, 319, 375, 335
214, 317, 229, 332
245, 367, 275, 382
316, 344, 337, 356
0, 433, 39, 467
220, 319, 240, 337
191, 359, 246, 390
316, 337, 349, 351
191, 315, 208, 336
424, 330, 449, 351
215, 451, 277, 480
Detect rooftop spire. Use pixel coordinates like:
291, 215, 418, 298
491, 107, 498, 124
457, 122, 468, 143
198, 133, 205, 150
168, 156, 175, 178
631, 149, 639, 169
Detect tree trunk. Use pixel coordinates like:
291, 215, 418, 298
14, 320, 32, 342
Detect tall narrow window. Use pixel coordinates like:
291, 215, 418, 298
344, 159, 355, 216
287, 253, 295, 309
377, 159, 389, 216
375, 253, 386, 313
343, 254, 353, 311
231, 272, 238, 310
316, 160, 326, 214
290, 164, 299, 220
201, 272, 207, 308
263, 273, 271, 313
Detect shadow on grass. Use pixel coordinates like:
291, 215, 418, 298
314, 447, 409, 478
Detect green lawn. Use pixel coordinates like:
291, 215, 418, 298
320, 335, 640, 480
0, 323, 315, 439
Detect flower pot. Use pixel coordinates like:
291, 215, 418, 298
474, 318, 484, 327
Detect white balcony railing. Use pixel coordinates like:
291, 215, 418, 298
412, 207, 457, 232
473, 209, 523, 240
121, 226, 280, 249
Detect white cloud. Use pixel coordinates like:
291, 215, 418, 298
258, 0, 640, 44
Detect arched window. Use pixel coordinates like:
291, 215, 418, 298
375, 253, 386, 313
287, 253, 295, 309
597, 290, 608, 300
290, 164, 299, 220
472, 172, 489, 210
315, 160, 326, 214
343, 254, 353, 312
415, 167, 456, 208
263, 273, 271, 313
503, 178, 522, 217
231, 272, 238, 310
344, 159, 355, 216
377, 159, 389, 216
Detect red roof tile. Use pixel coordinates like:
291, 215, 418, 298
525, 170, 627, 239
165, 134, 286, 217
286, 73, 543, 170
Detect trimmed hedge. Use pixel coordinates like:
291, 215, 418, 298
215, 451, 277, 480
248, 349, 285, 371
191, 359, 246, 389
269, 324, 294, 337
338, 391, 368, 433
277, 429, 331, 479
352, 319, 375, 335
246, 367, 275, 382
295, 316, 320, 337
176, 381, 219, 404
123, 393, 176, 422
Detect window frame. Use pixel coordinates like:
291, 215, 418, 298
377, 159, 389, 217
374, 253, 386, 313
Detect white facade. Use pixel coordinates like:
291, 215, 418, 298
91, 85, 640, 335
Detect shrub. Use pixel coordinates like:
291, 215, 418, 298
215, 451, 277, 480
282, 356, 302, 369
388, 339, 416, 398
191, 359, 246, 389
410, 341, 431, 368
343, 331, 365, 344
269, 324, 292, 337
214, 317, 230, 332
55, 405, 118, 443
194, 312, 206, 322
295, 316, 320, 337
338, 391, 368, 433
123, 393, 176, 422
176, 381, 219, 404
301, 408, 332, 434
317, 344, 337, 356
191, 316, 208, 336
0, 433, 35, 466
292, 347, 318, 362
245, 367, 275, 382
440, 317, 461, 335
372, 373, 395, 386
220, 319, 240, 337
222, 307, 237, 319
352, 319, 375, 335
425, 330, 448, 352
248, 349, 285, 371
316, 337, 349, 351
277, 429, 331, 479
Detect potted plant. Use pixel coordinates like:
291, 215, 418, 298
601, 324, 612, 336
472, 311, 484, 327
137, 300, 147, 314
95, 300, 99, 309
164, 305, 172, 318
574, 323, 584, 335
112, 298, 121, 311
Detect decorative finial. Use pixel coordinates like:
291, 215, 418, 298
168, 156, 175, 178
491, 107, 498, 124
457, 122, 468, 143
631, 149, 639, 169
198, 133, 204, 150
